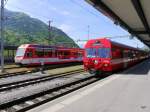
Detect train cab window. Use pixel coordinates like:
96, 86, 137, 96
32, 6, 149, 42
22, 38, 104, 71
98, 48, 110, 58
86, 48, 97, 58
16, 48, 25, 57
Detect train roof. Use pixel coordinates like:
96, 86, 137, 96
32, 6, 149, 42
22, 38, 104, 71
18, 44, 83, 50
85, 38, 144, 51
18, 44, 55, 48
111, 40, 140, 51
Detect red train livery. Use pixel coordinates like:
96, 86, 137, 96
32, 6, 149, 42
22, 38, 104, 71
15, 44, 83, 65
83, 38, 149, 75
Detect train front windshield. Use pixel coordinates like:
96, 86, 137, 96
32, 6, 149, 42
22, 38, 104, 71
86, 48, 97, 58
97, 48, 110, 58
86, 48, 110, 58
16, 48, 25, 57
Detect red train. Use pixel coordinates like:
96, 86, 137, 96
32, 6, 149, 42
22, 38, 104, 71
83, 38, 149, 75
15, 44, 83, 65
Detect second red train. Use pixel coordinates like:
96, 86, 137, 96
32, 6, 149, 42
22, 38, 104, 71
15, 44, 83, 65
83, 38, 149, 75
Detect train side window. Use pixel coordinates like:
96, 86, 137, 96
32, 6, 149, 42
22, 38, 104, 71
64, 51, 70, 58
133, 51, 136, 57
120, 49, 123, 58
73, 52, 77, 56
64, 51, 69, 56
57, 51, 61, 57
49, 51, 52, 57
129, 51, 135, 59
112, 48, 123, 59
123, 50, 130, 58
26, 52, 32, 57
55, 50, 58, 57
44, 51, 49, 57
59, 51, 63, 56
78, 52, 82, 57
112, 48, 117, 59
35, 50, 44, 57
44, 49, 53, 57
51, 50, 55, 57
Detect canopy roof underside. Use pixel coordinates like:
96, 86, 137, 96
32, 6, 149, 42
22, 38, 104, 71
86, 0, 150, 47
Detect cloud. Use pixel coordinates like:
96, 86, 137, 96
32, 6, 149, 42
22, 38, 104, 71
58, 24, 72, 33
51, 7, 57, 11
49, 6, 70, 16
60, 11, 70, 15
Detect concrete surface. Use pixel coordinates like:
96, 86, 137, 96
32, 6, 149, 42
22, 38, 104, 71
28, 59, 150, 112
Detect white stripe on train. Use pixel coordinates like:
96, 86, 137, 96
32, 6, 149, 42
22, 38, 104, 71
15, 57, 83, 64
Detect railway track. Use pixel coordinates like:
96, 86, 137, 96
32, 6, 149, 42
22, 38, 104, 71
0, 69, 84, 92
4, 65, 20, 69
0, 62, 82, 79
0, 69, 36, 79
0, 70, 100, 112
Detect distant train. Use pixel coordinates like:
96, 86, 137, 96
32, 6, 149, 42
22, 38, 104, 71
15, 44, 83, 65
83, 38, 149, 75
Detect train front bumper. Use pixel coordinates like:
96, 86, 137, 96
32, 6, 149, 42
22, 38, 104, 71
84, 60, 111, 72
14, 57, 23, 64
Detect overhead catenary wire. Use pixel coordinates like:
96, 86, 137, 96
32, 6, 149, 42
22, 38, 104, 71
77, 35, 133, 42
70, 0, 101, 19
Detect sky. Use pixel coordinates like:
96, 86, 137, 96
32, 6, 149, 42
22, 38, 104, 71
4, 0, 146, 48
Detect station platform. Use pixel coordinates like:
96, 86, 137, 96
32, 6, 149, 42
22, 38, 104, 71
28, 59, 150, 112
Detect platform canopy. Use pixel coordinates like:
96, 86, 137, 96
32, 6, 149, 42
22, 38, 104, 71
86, 0, 150, 47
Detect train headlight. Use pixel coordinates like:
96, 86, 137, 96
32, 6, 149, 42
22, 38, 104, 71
103, 63, 109, 67
85, 62, 88, 65
94, 60, 99, 64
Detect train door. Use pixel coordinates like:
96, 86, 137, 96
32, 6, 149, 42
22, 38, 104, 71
25, 48, 33, 64
111, 47, 123, 70
64, 50, 70, 59
35, 48, 44, 64
123, 50, 129, 68
57, 50, 64, 60
52, 49, 56, 58
43, 48, 53, 63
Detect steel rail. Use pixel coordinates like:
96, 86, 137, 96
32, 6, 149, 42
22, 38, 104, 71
0, 62, 82, 79
0, 74, 99, 112
0, 69, 84, 92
